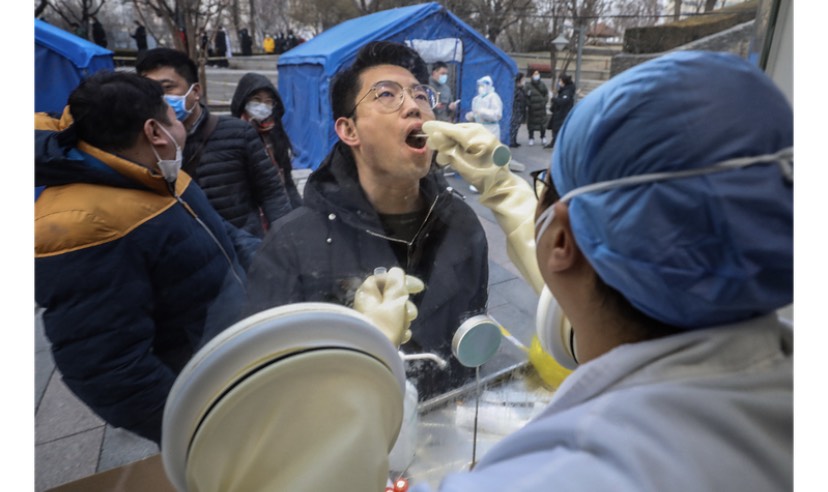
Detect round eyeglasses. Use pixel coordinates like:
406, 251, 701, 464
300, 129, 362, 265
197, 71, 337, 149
348, 80, 438, 117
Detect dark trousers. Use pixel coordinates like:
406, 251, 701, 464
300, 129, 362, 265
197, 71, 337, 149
529, 129, 546, 140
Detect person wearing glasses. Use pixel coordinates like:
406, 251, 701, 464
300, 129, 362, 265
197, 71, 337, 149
245, 41, 489, 401
178, 51, 791, 492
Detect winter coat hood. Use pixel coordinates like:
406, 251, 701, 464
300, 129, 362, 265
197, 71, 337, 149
230, 73, 285, 119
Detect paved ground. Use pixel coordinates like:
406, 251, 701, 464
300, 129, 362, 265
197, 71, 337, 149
33, 119, 556, 490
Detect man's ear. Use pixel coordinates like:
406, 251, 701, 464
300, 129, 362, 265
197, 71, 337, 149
334, 116, 359, 147
539, 202, 581, 273
191, 82, 202, 102
143, 120, 167, 147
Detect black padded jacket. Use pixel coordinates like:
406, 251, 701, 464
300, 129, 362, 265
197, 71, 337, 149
245, 143, 490, 400
183, 104, 293, 237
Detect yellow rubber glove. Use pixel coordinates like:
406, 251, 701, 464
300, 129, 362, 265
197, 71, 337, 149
353, 267, 425, 347
423, 121, 545, 294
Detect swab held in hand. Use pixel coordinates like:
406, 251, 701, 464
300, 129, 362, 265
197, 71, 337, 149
412, 129, 512, 167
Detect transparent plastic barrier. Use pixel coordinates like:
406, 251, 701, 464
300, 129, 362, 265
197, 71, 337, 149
393, 363, 556, 489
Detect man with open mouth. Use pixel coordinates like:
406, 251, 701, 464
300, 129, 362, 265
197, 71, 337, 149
245, 40, 490, 401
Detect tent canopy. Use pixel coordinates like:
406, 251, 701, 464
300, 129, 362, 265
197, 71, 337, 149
35, 18, 114, 114
278, 2, 518, 169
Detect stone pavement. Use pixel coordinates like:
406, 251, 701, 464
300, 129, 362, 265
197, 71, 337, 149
33, 123, 556, 491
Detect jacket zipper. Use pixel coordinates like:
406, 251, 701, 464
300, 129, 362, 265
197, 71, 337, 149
362, 192, 443, 271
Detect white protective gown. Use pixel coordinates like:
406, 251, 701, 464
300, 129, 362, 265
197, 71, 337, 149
467, 91, 503, 140
414, 314, 793, 492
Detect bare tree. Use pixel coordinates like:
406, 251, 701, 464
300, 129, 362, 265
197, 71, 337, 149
230, 0, 240, 32
351, 0, 385, 15
613, 0, 662, 33
35, 0, 49, 18
247, 0, 257, 46
132, 0, 230, 57
287, 0, 360, 33
131, 0, 231, 104
439, 0, 535, 44
39, 0, 108, 38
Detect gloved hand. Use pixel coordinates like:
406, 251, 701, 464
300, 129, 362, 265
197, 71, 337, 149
423, 120, 545, 294
465, 111, 476, 122
353, 267, 425, 346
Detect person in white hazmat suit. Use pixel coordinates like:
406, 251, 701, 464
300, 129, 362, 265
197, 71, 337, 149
465, 75, 503, 140
168, 51, 792, 492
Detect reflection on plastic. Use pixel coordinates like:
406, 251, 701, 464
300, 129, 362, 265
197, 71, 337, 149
389, 380, 419, 473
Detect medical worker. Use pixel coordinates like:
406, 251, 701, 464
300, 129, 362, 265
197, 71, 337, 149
422, 49, 793, 491
465, 75, 503, 140
175, 51, 793, 491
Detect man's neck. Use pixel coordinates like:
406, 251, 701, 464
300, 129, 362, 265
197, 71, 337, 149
183, 103, 204, 132
357, 170, 424, 215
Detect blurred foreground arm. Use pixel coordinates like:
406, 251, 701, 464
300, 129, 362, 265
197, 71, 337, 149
423, 121, 545, 294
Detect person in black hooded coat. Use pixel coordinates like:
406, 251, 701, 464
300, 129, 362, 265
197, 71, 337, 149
244, 41, 489, 401
544, 74, 576, 149
230, 73, 303, 208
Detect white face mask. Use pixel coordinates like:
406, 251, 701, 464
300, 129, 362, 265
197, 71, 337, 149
245, 101, 273, 121
150, 123, 183, 183
477, 86, 488, 96
532, 75, 540, 82
536, 286, 578, 370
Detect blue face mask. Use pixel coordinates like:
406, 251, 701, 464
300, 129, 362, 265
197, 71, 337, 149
164, 84, 196, 121
438, 74, 448, 85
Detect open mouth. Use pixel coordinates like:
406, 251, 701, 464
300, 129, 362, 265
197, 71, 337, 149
405, 129, 428, 150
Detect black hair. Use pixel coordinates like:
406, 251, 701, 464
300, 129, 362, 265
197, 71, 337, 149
593, 274, 681, 340
560, 74, 573, 85
68, 71, 170, 151
135, 47, 199, 85
539, 168, 680, 340
330, 41, 429, 120
516, 72, 525, 83
431, 61, 448, 73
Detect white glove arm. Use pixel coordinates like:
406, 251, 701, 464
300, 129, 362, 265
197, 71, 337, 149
353, 267, 425, 346
423, 121, 545, 294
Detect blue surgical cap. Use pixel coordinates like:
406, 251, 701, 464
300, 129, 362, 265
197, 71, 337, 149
550, 51, 793, 329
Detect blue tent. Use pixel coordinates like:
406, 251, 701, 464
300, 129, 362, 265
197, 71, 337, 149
35, 18, 114, 114
277, 2, 518, 169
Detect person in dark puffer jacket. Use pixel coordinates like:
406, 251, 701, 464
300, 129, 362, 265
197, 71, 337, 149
230, 72, 303, 208
35, 72, 259, 443
524, 70, 549, 146
245, 41, 489, 401
136, 48, 293, 237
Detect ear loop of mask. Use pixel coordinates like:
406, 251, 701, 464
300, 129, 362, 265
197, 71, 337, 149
532, 146, 793, 369
150, 122, 183, 184
536, 147, 793, 250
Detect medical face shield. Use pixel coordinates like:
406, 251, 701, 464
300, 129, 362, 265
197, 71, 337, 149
533, 148, 793, 369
